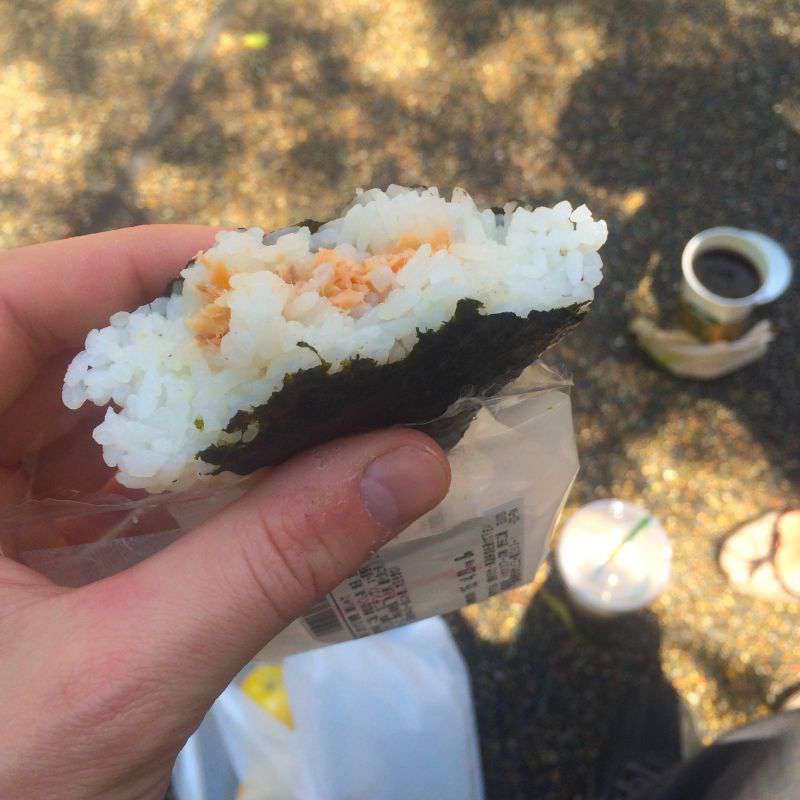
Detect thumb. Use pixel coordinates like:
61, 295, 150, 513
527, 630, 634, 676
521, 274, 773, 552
81, 429, 449, 700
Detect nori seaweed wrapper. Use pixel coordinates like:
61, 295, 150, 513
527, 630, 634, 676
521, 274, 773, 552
161, 209, 591, 473
199, 297, 588, 475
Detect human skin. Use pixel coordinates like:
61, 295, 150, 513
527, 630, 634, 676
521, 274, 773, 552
0, 226, 450, 799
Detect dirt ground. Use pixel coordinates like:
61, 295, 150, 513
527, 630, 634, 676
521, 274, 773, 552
2, 2, 798, 797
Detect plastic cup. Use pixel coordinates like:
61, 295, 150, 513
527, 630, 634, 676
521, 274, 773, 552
555, 499, 672, 618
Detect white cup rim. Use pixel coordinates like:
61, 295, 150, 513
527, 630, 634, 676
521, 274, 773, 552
681, 227, 792, 309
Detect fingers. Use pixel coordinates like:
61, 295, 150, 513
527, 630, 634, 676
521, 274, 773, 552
77, 429, 450, 701
0, 355, 114, 497
0, 466, 29, 517
0, 351, 98, 468
0, 224, 219, 412
26, 414, 113, 498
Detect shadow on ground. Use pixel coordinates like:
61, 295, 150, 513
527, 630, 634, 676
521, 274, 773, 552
448, 569, 684, 800
555, 0, 800, 490
448, 567, 779, 800
3, 1, 800, 797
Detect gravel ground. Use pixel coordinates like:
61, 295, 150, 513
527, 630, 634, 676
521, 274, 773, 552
2, 1, 799, 798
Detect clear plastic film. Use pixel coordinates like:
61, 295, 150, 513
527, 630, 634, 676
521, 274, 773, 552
0, 362, 578, 659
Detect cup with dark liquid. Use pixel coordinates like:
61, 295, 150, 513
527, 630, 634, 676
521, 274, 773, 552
680, 227, 793, 341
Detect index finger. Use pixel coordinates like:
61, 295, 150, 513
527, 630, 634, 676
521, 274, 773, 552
0, 224, 219, 412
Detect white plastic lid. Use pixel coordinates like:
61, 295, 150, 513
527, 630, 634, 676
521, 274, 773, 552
556, 499, 672, 616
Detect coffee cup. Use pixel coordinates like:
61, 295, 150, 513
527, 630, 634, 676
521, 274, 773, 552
680, 227, 792, 341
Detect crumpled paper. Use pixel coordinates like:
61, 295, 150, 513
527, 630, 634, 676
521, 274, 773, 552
630, 317, 774, 380
718, 511, 797, 603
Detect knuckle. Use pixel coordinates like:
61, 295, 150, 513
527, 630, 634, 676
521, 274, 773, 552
237, 500, 331, 621
49, 591, 184, 748
36, 644, 185, 793
58, 642, 164, 733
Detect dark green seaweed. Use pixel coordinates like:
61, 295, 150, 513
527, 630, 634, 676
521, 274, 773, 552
161, 257, 195, 298
199, 298, 587, 474
154, 205, 590, 472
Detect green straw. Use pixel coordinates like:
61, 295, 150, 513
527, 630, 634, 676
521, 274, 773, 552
594, 515, 652, 575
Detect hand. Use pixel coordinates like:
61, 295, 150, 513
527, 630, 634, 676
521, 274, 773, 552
0, 226, 450, 800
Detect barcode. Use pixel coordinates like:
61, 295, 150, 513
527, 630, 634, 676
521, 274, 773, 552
329, 557, 416, 638
303, 597, 344, 637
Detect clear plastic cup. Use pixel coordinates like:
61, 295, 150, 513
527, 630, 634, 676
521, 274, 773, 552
555, 499, 672, 618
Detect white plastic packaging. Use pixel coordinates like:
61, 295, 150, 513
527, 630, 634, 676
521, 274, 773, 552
173, 617, 483, 800
3, 363, 578, 661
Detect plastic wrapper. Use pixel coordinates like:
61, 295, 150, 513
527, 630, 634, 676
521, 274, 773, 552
172, 617, 484, 800
0, 363, 578, 660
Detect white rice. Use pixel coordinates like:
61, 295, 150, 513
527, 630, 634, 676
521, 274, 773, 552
63, 185, 607, 493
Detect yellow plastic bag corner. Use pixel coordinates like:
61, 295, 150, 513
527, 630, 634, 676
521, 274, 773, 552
240, 664, 294, 728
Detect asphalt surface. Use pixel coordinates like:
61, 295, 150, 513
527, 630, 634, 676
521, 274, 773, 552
2, 2, 799, 798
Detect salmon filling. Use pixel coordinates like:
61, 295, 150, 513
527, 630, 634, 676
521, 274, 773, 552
189, 230, 451, 345
187, 259, 233, 345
